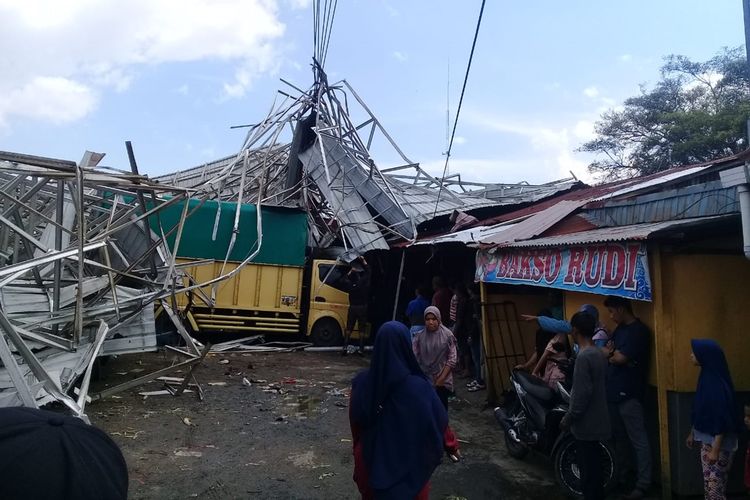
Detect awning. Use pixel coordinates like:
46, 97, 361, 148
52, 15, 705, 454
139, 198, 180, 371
478, 200, 588, 246
475, 215, 733, 301
499, 215, 732, 248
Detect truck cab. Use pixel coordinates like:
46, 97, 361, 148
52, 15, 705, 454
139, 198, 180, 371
306, 259, 363, 346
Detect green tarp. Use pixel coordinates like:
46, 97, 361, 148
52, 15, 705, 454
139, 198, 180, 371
154, 199, 307, 267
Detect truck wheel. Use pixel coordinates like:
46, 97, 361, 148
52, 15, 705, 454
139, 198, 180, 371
311, 318, 344, 347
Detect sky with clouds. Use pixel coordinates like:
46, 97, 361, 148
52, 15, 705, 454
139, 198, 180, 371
0, 0, 745, 184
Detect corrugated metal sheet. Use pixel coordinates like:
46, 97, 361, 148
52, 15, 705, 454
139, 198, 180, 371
412, 221, 520, 246
592, 165, 712, 202
386, 177, 498, 221
719, 164, 750, 188
298, 140, 390, 253
476, 181, 630, 228
542, 214, 599, 237
500, 215, 732, 248
313, 137, 414, 239
584, 183, 738, 227
468, 179, 581, 204
473, 158, 743, 230
154, 146, 295, 207
479, 200, 588, 245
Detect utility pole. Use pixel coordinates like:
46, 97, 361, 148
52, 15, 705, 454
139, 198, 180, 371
744, 0, 750, 141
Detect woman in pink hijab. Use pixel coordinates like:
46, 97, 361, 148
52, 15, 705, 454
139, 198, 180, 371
413, 306, 458, 410
413, 305, 461, 462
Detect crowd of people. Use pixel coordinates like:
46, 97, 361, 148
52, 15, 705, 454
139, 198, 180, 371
348, 279, 750, 500
0, 263, 745, 500
516, 296, 748, 500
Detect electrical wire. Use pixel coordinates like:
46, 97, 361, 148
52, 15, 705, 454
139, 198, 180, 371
313, 0, 338, 68
432, 0, 487, 218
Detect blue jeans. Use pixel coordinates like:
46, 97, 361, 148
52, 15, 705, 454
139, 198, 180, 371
469, 336, 484, 385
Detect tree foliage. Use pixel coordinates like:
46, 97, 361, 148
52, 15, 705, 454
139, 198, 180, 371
580, 47, 750, 179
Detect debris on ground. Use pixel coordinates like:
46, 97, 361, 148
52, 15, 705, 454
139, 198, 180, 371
174, 449, 203, 458
92, 351, 557, 499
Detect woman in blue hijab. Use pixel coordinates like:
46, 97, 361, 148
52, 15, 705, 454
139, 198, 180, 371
685, 339, 740, 499
350, 321, 448, 499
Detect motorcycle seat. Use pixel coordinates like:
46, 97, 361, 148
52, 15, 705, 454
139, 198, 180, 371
514, 370, 555, 402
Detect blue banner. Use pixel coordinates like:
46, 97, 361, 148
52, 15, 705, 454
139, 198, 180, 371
476, 242, 652, 301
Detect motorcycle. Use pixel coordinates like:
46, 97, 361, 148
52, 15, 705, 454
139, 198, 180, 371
494, 360, 616, 497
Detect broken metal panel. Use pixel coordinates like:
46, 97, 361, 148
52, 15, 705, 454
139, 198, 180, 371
100, 288, 157, 356
385, 176, 497, 223
317, 135, 414, 240
0, 149, 207, 416
155, 146, 295, 207
157, 73, 571, 259
299, 140, 390, 253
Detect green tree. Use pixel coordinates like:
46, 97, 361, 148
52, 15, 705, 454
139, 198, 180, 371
580, 47, 750, 179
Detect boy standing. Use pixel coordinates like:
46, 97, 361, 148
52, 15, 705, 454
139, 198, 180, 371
561, 311, 611, 500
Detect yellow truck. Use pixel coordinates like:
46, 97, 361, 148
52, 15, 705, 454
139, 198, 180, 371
158, 199, 359, 346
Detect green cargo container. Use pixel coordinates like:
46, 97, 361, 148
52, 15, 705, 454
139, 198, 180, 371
154, 198, 307, 266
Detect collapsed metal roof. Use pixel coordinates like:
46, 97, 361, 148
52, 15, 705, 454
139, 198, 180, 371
158, 73, 579, 258
0, 150, 209, 416
155, 146, 295, 207
470, 153, 749, 252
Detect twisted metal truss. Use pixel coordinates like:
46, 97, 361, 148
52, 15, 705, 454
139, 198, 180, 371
0, 150, 209, 418
159, 67, 503, 259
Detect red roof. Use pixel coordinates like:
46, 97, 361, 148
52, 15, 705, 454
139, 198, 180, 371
402, 149, 750, 247
475, 151, 750, 227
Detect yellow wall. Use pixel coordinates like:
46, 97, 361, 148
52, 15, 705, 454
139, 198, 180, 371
661, 254, 750, 392
563, 292, 654, 339
564, 291, 657, 386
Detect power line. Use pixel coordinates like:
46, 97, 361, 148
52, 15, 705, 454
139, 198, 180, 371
445, 58, 451, 157
313, 0, 338, 68
433, 0, 487, 218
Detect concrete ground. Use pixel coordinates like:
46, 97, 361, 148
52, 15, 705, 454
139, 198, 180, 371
89, 349, 567, 500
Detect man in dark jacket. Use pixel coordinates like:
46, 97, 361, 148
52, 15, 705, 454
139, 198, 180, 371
561, 311, 611, 500
342, 256, 371, 355
603, 296, 652, 500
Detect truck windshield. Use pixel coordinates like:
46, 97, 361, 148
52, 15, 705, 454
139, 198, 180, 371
318, 264, 349, 292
